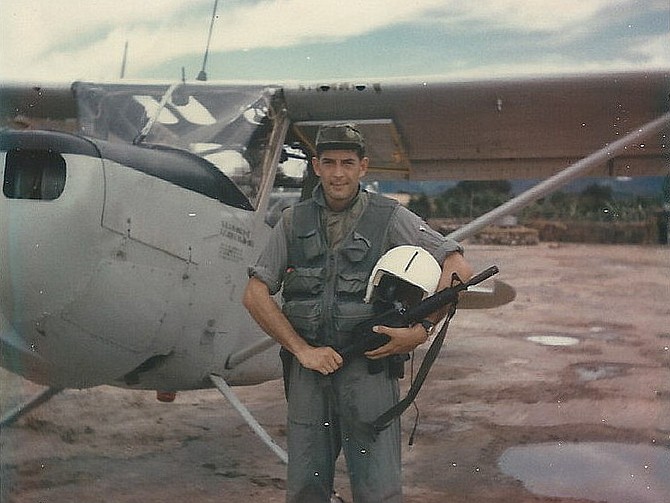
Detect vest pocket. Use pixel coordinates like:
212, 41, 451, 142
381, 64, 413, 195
283, 267, 324, 298
297, 230, 324, 261
333, 301, 377, 333
341, 232, 371, 263
336, 270, 369, 296
282, 300, 322, 344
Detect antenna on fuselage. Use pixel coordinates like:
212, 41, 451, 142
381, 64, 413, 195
120, 40, 129, 79
196, 0, 219, 81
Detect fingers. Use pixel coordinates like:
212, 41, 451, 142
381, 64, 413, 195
364, 324, 427, 359
300, 347, 343, 375
319, 350, 343, 375
319, 362, 340, 375
363, 347, 388, 360
364, 326, 396, 360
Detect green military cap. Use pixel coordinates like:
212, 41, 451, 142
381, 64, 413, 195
315, 123, 366, 154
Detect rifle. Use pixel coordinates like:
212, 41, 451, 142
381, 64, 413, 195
338, 265, 500, 436
338, 265, 499, 360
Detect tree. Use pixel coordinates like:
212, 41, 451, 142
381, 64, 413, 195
408, 193, 432, 218
579, 183, 615, 220
662, 175, 670, 206
435, 180, 512, 218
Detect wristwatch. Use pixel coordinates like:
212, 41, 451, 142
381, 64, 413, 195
419, 319, 435, 336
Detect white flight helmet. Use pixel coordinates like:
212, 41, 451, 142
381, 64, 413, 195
364, 245, 442, 304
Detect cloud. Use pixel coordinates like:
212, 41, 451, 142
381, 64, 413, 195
0, 0, 200, 79
1, 0, 449, 79
1, 0, 667, 81
436, 0, 610, 32
629, 33, 670, 67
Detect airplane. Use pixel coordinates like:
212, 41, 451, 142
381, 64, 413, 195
1, 70, 669, 463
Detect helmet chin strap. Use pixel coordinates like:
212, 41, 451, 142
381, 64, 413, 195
366, 280, 461, 437
342, 266, 500, 440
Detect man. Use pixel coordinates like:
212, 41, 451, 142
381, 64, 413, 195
243, 124, 472, 502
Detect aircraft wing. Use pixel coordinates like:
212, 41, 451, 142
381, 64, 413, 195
283, 71, 670, 180
0, 83, 78, 131
2, 71, 668, 181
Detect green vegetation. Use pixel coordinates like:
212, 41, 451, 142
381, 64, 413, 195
407, 180, 666, 222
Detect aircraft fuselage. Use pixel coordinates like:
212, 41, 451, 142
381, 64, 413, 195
1, 130, 282, 391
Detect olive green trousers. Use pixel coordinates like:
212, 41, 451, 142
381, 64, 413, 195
285, 356, 402, 503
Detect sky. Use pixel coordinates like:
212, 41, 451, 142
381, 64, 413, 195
1, 0, 668, 84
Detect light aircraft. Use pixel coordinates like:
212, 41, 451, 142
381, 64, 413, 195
1, 71, 668, 460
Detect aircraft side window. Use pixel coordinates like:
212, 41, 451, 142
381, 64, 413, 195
264, 144, 308, 227
3, 149, 66, 200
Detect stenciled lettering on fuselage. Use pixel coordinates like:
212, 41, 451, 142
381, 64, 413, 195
218, 221, 254, 263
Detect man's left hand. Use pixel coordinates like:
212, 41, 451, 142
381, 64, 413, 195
363, 324, 428, 360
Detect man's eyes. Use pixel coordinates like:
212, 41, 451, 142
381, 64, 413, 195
322, 160, 355, 166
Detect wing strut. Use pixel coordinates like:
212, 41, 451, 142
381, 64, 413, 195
225, 337, 278, 369
209, 373, 288, 464
0, 387, 62, 429
448, 111, 670, 242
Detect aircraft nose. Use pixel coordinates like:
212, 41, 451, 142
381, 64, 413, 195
1, 130, 106, 384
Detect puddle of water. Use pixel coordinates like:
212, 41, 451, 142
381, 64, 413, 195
587, 331, 623, 342
526, 335, 580, 346
573, 363, 627, 382
499, 442, 670, 503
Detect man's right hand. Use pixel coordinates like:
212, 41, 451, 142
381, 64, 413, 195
296, 346, 344, 375
244, 278, 343, 376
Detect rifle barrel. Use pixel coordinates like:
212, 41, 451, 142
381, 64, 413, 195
405, 265, 499, 323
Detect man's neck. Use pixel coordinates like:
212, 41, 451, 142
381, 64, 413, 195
326, 198, 352, 212
324, 187, 361, 213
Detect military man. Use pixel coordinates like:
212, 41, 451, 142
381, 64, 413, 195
244, 124, 472, 502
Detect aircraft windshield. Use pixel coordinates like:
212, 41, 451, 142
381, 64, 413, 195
73, 82, 280, 207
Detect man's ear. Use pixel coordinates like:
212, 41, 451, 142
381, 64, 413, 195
312, 157, 321, 177
359, 156, 369, 179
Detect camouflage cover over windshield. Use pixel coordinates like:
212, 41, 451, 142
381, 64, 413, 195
73, 82, 279, 204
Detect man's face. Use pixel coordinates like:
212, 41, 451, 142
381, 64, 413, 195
313, 149, 368, 210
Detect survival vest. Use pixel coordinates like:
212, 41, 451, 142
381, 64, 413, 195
282, 192, 398, 349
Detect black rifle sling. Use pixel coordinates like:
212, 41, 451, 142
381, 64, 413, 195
370, 302, 457, 433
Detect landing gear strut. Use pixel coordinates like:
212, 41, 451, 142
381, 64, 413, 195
0, 387, 62, 429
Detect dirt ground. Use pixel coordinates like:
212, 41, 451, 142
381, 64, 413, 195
1, 243, 669, 502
